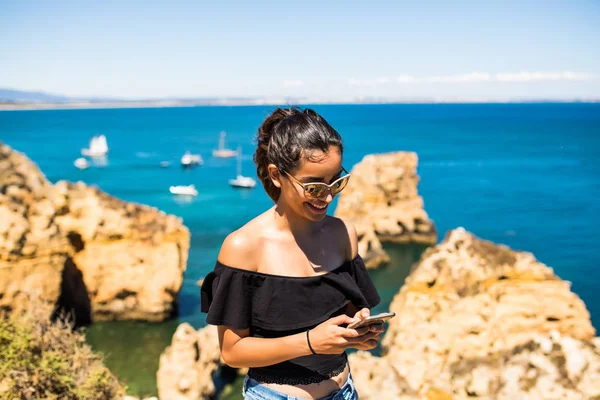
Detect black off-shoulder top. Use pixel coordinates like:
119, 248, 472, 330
200, 254, 381, 385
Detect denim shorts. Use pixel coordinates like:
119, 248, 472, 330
242, 373, 358, 400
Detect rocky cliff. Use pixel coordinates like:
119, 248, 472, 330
0, 142, 190, 323
335, 152, 436, 268
348, 228, 600, 399
156, 324, 223, 399
0, 143, 72, 315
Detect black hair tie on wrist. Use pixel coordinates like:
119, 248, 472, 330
306, 329, 318, 355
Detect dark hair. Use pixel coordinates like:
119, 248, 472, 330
254, 107, 344, 202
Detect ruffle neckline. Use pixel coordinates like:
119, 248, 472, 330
214, 254, 361, 280
201, 254, 381, 331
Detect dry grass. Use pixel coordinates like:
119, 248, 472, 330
0, 299, 126, 399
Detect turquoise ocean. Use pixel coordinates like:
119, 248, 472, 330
1, 104, 599, 397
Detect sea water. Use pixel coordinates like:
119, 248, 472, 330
1, 103, 598, 396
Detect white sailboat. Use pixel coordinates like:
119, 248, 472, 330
180, 151, 203, 168
74, 157, 90, 170
229, 147, 256, 188
212, 131, 238, 158
81, 135, 109, 157
169, 184, 198, 196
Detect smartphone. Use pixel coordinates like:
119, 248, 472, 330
346, 312, 396, 329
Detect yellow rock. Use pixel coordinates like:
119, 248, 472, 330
335, 151, 436, 269
0, 141, 190, 322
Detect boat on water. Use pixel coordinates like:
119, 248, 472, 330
212, 131, 238, 158
180, 151, 203, 168
81, 135, 109, 157
74, 158, 90, 170
229, 175, 257, 188
169, 184, 198, 196
160, 161, 171, 168
229, 147, 257, 188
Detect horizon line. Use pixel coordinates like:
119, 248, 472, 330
1, 97, 600, 112
1, 87, 600, 104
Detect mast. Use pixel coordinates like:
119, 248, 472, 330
219, 131, 226, 150
236, 147, 242, 176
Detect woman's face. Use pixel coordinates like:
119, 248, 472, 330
278, 145, 344, 222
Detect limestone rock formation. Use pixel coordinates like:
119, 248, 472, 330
52, 181, 189, 322
157, 324, 222, 400
349, 228, 600, 399
335, 152, 436, 268
0, 143, 72, 314
0, 142, 189, 322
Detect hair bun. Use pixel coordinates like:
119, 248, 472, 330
257, 107, 299, 147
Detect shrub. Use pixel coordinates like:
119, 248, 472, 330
0, 300, 126, 399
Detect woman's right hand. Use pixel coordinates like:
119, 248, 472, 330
307, 314, 382, 355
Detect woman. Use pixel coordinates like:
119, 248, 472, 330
201, 107, 384, 399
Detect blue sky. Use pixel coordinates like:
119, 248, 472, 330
1, 0, 599, 100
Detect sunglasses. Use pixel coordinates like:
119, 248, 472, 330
282, 167, 351, 199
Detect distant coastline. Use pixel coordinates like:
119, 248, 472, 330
1, 97, 599, 111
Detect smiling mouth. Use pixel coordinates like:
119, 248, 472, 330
307, 203, 328, 212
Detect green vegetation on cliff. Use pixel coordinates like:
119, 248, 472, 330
0, 301, 125, 399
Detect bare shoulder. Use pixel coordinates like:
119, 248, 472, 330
324, 216, 359, 260
217, 219, 262, 272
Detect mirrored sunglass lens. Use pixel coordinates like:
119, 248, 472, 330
332, 176, 349, 194
305, 184, 327, 198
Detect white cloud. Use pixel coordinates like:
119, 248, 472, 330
283, 80, 305, 88
423, 72, 491, 83
494, 71, 595, 82
348, 71, 596, 86
395, 75, 418, 84
348, 78, 371, 86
